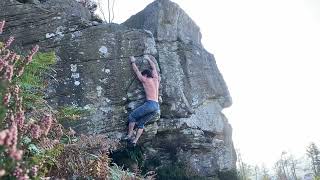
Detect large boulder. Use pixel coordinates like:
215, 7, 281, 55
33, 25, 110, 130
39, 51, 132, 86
123, 0, 232, 116
123, 0, 235, 175
0, 0, 236, 177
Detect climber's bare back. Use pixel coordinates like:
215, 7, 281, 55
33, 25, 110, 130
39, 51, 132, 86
130, 55, 160, 102
141, 76, 159, 102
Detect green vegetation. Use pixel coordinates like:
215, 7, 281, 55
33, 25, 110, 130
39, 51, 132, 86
17, 51, 56, 89
16, 51, 56, 109
111, 146, 144, 171
0, 83, 7, 124
109, 164, 136, 180
142, 155, 161, 173
156, 163, 189, 180
1, 51, 55, 126
0, 25, 60, 178
57, 106, 90, 125
0, 51, 56, 121
30, 144, 64, 177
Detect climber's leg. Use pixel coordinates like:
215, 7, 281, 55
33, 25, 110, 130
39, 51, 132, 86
130, 111, 157, 144
129, 101, 158, 122
127, 122, 136, 138
126, 100, 159, 144
132, 128, 144, 144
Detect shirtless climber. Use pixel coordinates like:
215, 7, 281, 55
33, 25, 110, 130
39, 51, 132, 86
123, 55, 160, 146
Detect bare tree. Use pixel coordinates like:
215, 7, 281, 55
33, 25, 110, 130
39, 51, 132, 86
274, 151, 301, 180
288, 155, 299, 180
274, 152, 290, 180
275, 160, 287, 180
96, 0, 115, 23
107, 0, 110, 23
111, 0, 115, 22
96, 0, 107, 22
254, 165, 259, 180
236, 149, 252, 180
261, 165, 272, 180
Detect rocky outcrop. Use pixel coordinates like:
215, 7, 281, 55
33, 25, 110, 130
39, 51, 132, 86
123, 0, 235, 175
0, 0, 236, 177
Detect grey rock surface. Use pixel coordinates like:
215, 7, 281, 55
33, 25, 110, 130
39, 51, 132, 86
0, 0, 236, 177
124, 1, 235, 174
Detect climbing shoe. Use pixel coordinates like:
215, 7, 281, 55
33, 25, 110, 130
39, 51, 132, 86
121, 135, 133, 142
128, 139, 136, 147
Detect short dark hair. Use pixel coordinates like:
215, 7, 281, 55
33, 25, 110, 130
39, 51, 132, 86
141, 69, 153, 78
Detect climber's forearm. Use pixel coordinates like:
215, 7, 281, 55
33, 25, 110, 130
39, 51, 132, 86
144, 55, 159, 79
148, 59, 157, 70
131, 62, 141, 77
130, 56, 144, 82
145, 55, 157, 70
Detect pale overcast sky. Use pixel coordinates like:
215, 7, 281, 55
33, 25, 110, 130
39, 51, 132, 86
99, 0, 320, 168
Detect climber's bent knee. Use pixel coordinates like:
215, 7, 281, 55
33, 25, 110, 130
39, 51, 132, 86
128, 114, 136, 123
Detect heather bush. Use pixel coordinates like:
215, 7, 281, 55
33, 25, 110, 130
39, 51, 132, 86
53, 134, 116, 178
0, 20, 61, 179
53, 134, 156, 179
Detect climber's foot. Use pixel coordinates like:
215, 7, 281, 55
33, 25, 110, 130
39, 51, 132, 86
128, 139, 137, 147
121, 135, 133, 142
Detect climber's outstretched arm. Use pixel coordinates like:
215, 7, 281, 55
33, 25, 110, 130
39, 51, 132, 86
130, 56, 145, 82
144, 55, 159, 79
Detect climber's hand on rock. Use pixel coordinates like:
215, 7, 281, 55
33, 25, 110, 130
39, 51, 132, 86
143, 55, 150, 60
146, 54, 156, 62
130, 56, 135, 63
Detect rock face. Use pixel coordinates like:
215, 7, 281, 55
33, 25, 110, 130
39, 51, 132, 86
0, 0, 236, 177
123, 0, 235, 175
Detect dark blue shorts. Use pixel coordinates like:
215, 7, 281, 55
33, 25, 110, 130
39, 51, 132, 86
128, 100, 160, 129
